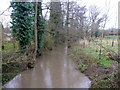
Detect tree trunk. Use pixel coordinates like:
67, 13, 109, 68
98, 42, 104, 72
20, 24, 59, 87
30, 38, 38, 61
99, 38, 102, 60
33, 1, 38, 61
99, 31, 103, 60
13, 36, 16, 49
1, 23, 4, 50
66, 0, 69, 42
112, 34, 115, 47
84, 31, 86, 47
0, 23, 2, 50
89, 30, 91, 42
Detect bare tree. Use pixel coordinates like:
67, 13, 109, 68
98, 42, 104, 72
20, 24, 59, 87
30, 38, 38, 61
89, 5, 101, 40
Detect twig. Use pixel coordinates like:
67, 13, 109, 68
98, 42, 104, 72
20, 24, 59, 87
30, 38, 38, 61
0, 7, 10, 16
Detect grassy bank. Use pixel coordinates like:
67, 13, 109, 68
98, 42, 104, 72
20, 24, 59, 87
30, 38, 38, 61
68, 39, 119, 88
2, 42, 35, 85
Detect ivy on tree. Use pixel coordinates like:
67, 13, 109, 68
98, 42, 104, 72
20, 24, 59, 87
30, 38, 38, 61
10, 2, 34, 52
11, 2, 45, 55
36, 2, 45, 56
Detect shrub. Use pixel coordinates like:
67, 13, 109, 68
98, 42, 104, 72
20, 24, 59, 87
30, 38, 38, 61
43, 33, 54, 50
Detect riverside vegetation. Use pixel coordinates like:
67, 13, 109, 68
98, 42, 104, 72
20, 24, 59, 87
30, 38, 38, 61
68, 36, 119, 88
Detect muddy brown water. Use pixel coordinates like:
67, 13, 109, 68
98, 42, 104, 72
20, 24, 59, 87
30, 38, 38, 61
4, 45, 91, 88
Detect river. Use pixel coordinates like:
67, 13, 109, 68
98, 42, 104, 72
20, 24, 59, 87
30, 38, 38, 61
4, 45, 91, 88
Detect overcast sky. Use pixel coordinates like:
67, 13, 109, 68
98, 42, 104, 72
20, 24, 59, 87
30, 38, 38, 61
0, 0, 120, 29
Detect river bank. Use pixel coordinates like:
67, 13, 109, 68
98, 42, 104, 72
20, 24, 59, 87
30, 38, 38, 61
68, 40, 119, 88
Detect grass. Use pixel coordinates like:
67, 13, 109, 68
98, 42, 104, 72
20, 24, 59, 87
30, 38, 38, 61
2, 43, 19, 63
84, 43, 113, 67
70, 43, 113, 68
3, 42, 19, 50
80, 65, 88, 72
68, 44, 96, 71
75, 46, 111, 67
95, 38, 118, 53
96, 57, 112, 67
105, 35, 118, 39
93, 79, 111, 88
